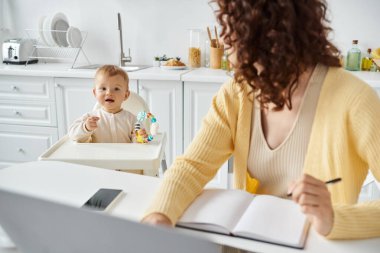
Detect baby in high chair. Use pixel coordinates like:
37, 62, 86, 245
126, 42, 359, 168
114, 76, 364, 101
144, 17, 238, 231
68, 65, 137, 143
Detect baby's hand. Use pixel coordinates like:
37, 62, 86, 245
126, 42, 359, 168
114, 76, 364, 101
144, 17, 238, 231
85, 116, 99, 131
139, 129, 148, 137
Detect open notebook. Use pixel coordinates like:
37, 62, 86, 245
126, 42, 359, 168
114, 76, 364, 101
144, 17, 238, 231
177, 189, 310, 249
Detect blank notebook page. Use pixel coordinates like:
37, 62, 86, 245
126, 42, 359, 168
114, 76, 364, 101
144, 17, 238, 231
233, 195, 307, 246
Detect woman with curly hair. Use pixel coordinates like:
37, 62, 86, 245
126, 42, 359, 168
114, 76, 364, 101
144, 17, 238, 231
143, 0, 380, 240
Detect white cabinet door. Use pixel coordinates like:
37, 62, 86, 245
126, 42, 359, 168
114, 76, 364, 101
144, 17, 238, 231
55, 77, 138, 137
138, 80, 183, 167
54, 78, 96, 137
184, 82, 228, 189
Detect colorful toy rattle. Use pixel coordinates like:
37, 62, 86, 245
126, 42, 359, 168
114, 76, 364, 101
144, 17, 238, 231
134, 111, 159, 143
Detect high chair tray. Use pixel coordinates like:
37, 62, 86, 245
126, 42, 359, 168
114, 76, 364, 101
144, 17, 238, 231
39, 133, 166, 176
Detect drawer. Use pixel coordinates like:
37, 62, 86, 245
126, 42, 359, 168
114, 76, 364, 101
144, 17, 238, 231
0, 75, 54, 101
0, 124, 58, 163
0, 100, 57, 127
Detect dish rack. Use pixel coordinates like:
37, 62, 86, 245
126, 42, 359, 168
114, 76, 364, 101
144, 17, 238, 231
24, 29, 91, 68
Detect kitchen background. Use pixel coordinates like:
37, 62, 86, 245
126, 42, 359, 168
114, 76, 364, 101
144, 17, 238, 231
0, 0, 379, 66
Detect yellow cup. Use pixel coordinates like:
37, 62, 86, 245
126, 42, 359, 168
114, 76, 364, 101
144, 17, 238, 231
210, 46, 224, 69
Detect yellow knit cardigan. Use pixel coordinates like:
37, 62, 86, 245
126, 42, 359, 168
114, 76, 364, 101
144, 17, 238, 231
145, 67, 380, 239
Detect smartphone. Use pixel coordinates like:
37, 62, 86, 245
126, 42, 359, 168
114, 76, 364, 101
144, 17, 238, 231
82, 188, 124, 211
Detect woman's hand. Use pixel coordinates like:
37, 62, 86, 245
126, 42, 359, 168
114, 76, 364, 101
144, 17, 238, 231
288, 174, 334, 236
141, 212, 173, 227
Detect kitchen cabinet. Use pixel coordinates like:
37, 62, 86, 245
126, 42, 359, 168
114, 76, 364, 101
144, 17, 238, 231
0, 124, 58, 169
0, 75, 59, 168
54, 77, 96, 137
138, 80, 183, 167
54, 77, 137, 138
184, 81, 228, 188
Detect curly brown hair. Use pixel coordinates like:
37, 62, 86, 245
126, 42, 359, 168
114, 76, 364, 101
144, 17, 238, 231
212, 0, 341, 110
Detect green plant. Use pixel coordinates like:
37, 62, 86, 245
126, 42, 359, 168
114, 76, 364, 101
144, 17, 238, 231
159, 54, 171, 61
156, 55, 181, 61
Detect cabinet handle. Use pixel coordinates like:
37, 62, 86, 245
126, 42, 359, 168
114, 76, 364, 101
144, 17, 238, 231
14, 111, 22, 116
18, 148, 24, 153
55, 83, 61, 88
11, 85, 19, 91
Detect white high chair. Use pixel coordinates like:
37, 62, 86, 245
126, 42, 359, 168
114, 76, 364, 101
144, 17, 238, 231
39, 92, 167, 177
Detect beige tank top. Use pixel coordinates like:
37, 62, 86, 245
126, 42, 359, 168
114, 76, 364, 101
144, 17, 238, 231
247, 64, 328, 197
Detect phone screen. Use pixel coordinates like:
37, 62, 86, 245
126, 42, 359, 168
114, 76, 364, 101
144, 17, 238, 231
82, 188, 123, 211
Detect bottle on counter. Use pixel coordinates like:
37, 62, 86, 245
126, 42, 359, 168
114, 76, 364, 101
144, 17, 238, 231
204, 39, 211, 68
361, 48, 373, 71
221, 51, 230, 71
345, 40, 361, 71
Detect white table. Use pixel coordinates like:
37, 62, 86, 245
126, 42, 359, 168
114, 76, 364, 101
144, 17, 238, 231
0, 161, 379, 253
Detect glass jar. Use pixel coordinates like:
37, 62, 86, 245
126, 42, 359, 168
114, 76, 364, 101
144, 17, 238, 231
361, 48, 373, 71
345, 40, 361, 71
188, 29, 201, 68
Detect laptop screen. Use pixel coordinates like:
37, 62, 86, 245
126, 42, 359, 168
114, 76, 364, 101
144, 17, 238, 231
0, 188, 220, 253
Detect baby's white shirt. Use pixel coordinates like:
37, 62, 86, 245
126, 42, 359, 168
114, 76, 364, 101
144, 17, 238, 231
68, 108, 136, 143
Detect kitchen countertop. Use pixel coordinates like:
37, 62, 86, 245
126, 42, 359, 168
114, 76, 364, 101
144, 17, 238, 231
0, 64, 193, 81
181, 68, 232, 83
0, 63, 98, 78
351, 71, 380, 87
132, 66, 191, 81
0, 63, 231, 83
0, 63, 225, 81
0, 63, 379, 85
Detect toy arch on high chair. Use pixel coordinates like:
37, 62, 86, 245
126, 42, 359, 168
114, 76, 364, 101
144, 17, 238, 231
39, 91, 167, 177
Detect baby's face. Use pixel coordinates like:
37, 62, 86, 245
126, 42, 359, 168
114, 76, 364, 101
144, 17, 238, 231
93, 74, 129, 113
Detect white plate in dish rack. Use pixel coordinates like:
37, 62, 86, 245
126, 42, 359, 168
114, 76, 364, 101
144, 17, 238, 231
51, 12, 70, 47
66, 26, 83, 48
38, 15, 49, 46
43, 15, 57, 46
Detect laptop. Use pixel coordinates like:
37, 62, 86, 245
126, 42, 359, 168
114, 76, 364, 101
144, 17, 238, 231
0, 188, 220, 253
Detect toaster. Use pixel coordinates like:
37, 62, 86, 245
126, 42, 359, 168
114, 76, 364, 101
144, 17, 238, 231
2, 38, 38, 64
